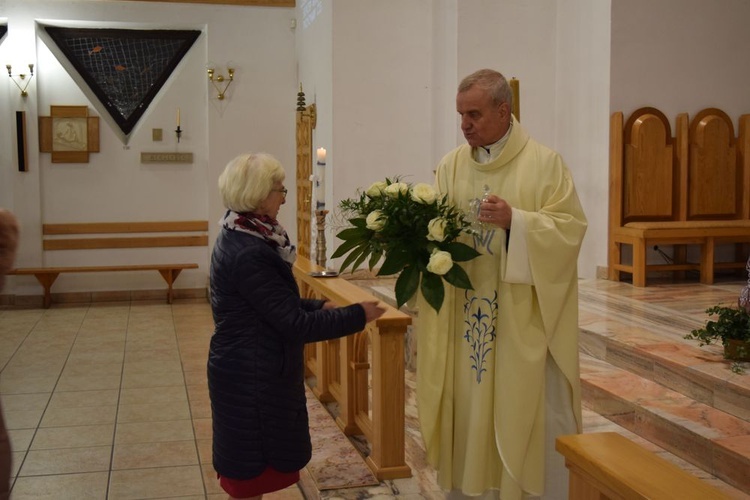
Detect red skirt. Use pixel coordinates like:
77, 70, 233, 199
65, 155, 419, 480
218, 466, 300, 498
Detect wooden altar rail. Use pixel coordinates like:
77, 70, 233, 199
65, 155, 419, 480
556, 433, 729, 499
293, 257, 412, 480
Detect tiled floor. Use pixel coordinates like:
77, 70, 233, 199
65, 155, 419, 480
1, 278, 749, 499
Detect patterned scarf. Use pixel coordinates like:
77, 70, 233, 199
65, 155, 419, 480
220, 210, 296, 267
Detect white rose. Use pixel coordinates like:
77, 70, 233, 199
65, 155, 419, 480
427, 217, 448, 242
384, 182, 409, 198
426, 249, 453, 275
410, 183, 437, 204
366, 181, 388, 198
366, 210, 386, 231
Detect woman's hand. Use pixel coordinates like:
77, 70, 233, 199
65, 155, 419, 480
359, 300, 386, 323
321, 300, 337, 310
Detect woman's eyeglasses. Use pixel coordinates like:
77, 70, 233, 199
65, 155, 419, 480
272, 188, 288, 196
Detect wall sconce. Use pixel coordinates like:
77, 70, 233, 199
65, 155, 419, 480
6, 64, 34, 97
207, 66, 234, 100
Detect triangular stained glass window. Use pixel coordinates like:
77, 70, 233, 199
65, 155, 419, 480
44, 27, 200, 136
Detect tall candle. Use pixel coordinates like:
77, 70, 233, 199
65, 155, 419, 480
317, 147, 326, 163
317, 167, 326, 210
177, 108, 181, 127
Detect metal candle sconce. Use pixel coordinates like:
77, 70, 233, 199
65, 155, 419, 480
175, 108, 182, 143
6, 64, 34, 97
207, 66, 234, 100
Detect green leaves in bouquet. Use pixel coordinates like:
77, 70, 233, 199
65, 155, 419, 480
333, 178, 482, 312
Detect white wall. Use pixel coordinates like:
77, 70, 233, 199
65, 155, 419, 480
0, 0, 296, 297
3, 0, 749, 298
610, 0, 750, 266
331, 0, 434, 191
555, 0, 611, 279
297, 0, 434, 265
611, 0, 750, 124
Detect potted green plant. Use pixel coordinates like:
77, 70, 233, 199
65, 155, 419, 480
684, 258, 750, 373
685, 305, 750, 359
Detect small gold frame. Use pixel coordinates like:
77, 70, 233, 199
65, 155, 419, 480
39, 105, 100, 163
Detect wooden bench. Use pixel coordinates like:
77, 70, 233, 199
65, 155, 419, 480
556, 432, 729, 499
608, 107, 750, 286
8, 220, 208, 307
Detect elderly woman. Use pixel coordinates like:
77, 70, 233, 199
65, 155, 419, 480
0, 209, 19, 500
209, 153, 384, 500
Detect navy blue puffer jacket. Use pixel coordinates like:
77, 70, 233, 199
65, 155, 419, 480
208, 227, 366, 479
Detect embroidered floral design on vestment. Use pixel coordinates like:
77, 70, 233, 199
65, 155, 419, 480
463, 290, 498, 383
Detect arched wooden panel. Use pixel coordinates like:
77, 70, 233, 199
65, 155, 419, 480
295, 88, 316, 259
622, 107, 677, 222
688, 108, 740, 220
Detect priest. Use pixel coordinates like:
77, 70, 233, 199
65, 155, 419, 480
417, 69, 587, 500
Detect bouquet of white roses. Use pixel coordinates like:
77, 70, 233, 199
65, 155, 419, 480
332, 178, 480, 312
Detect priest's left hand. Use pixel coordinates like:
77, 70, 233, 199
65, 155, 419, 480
478, 194, 512, 229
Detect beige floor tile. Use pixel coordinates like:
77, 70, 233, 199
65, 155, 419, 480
60, 362, 122, 377
183, 369, 208, 386
69, 338, 126, 354
182, 359, 208, 373
186, 383, 209, 401
7, 428, 34, 451
192, 418, 213, 440
0, 392, 50, 411
119, 385, 188, 405
201, 463, 223, 494
75, 328, 127, 341
108, 464, 205, 499
117, 400, 191, 423
122, 359, 183, 375
31, 424, 115, 450
0, 375, 57, 394
265, 485, 305, 500
55, 373, 122, 392
112, 440, 198, 469
189, 396, 212, 419
10, 450, 24, 477
196, 438, 212, 464
115, 419, 195, 444
125, 331, 178, 344
3, 408, 45, 430
39, 405, 117, 427
48, 389, 119, 409
10, 471, 109, 499
67, 349, 125, 364
123, 348, 181, 364
1, 360, 66, 378
19, 445, 112, 476
121, 370, 185, 389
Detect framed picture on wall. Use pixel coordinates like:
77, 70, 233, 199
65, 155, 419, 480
39, 106, 100, 163
43, 27, 200, 138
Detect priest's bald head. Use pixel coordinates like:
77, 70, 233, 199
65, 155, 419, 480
456, 69, 513, 148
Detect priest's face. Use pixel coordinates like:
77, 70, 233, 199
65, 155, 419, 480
457, 85, 510, 148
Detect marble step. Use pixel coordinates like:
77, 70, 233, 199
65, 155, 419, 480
581, 353, 750, 493
579, 322, 750, 423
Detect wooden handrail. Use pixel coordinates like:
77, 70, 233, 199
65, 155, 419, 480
293, 256, 412, 480
556, 433, 730, 499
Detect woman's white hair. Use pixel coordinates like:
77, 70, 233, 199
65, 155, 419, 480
218, 153, 286, 213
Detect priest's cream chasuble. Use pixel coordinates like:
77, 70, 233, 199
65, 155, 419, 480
417, 118, 587, 499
